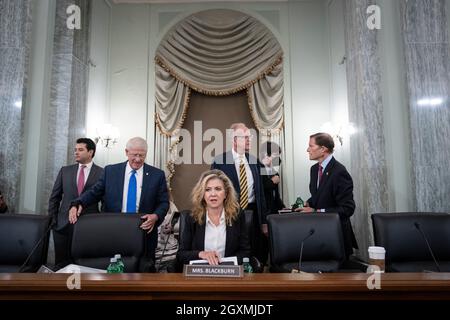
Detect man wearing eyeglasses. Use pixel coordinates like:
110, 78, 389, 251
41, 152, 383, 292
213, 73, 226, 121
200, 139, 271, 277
211, 123, 268, 265
69, 137, 169, 264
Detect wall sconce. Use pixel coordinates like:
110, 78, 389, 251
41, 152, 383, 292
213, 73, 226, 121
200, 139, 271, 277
95, 124, 120, 148
320, 122, 356, 146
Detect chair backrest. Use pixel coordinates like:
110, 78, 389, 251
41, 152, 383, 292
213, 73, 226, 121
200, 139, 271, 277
0, 213, 51, 272
268, 213, 346, 272
372, 213, 450, 264
71, 213, 145, 272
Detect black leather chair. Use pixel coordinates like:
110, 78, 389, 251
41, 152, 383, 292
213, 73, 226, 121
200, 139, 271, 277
268, 213, 346, 273
372, 212, 450, 272
71, 213, 146, 272
0, 213, 51, 272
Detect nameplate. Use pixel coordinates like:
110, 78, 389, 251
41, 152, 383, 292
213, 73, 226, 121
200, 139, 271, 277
183, 264, 243, 278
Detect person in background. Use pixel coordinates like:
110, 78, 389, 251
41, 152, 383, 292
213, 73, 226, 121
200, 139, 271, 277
211, 123, 267, 265
155, 196, 179, 272
295, 132, 357, 257
69, 137, 169, 262
48, 138, 103, 268
0, 191, 8, 214
260, 141, 285, 215
177, 169, 250, 266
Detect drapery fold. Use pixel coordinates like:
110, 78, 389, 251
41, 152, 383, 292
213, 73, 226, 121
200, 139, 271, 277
154, 9, 285, 193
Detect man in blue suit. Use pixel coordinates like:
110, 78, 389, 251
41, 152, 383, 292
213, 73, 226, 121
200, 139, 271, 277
211, 123, 268, 264
69, 137, 169, 261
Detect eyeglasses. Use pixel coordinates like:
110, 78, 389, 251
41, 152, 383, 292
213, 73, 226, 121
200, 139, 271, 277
235, 135, 253, 140
129, 153, 146, 159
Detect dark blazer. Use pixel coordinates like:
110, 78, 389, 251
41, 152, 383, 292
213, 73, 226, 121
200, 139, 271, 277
211, 151, 267, 225
177, 210, 251, 266
307, 156, 357, 256
261, 167, 285, 215
0, 190, 7, 214
74, 161, 169, 256
48, 163, 103, 231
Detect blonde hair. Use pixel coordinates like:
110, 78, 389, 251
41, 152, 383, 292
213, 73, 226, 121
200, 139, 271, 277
191, 169, 239, 225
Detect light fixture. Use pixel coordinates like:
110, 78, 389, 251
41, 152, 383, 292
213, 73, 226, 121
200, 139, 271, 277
417, 97, 444, 107
95, 124, 120, 148
320, 122, 356, 146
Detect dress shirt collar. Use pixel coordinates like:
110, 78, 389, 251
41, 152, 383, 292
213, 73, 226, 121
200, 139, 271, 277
206, 209, 226, 226
78, 161, 93, 169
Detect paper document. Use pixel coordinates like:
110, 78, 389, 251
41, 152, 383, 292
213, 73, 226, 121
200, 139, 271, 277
56, 264, 107, 273
189, 256, 238, 266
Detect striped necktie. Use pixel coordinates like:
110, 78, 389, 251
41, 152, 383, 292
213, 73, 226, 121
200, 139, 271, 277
239, 157, 249, 209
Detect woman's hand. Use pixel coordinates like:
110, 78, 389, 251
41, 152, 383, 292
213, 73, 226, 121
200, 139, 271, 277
199, 250, 221, 265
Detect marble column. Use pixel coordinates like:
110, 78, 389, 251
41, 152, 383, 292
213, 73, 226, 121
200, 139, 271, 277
42, 0, 91, 214
401, 0, 450, 213
0, 0, 33, 212
344, 0, 389, 259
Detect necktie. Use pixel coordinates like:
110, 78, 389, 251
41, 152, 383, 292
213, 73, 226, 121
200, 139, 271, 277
127, 170, 137, 213
239, 157, 249, 209
318, 164, 323, 186
77, 165, 86, 195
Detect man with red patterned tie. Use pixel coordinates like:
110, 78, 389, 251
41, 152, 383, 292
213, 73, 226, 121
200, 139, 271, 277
48, 138, 103, 268
295, 132, 357, 258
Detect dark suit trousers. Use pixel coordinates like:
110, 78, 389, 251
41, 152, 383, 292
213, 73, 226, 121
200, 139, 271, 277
53, 224, 74, 269
247, 203, 268, 265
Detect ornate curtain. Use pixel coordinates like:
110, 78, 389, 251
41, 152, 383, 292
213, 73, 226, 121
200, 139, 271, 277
154, 9, 285, 191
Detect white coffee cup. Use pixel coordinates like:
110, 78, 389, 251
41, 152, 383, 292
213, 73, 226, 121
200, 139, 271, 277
368, 246, 386, 273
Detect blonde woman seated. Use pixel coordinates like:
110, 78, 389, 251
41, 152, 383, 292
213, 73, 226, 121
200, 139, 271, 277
177, 169, 251, 266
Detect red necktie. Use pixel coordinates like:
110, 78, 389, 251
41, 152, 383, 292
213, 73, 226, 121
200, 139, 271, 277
77, 165, 86, 195
318, 164, 323, 186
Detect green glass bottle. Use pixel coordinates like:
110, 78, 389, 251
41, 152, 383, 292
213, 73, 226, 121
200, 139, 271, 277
243, 257, 253, 273
292, 196, 304, 210
114, 254, 125, 273
107, 257, 119, 273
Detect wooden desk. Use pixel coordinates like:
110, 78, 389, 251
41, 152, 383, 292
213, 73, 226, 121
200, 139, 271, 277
1, 273, 450, 300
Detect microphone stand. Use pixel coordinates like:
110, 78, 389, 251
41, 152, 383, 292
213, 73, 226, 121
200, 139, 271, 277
414, 222, 441, 272
292, 229, 315, 273
18, 219, 55, 273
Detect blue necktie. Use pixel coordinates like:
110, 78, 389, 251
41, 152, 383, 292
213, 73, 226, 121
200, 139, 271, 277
126, 170, 137, 213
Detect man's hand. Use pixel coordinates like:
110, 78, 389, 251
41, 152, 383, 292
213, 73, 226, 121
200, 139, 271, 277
294, 206, 315, 213
271, 175, 280, 184
199, 250, 220, 265
140, 213, 158, 233
69, 205, 83, 224
261, 223, 269, 236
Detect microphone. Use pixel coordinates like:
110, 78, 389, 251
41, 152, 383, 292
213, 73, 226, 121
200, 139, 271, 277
156, 211, 180, 272
18, 219, 55, 273
292, 228, 315, 273
414, 222, 441, 272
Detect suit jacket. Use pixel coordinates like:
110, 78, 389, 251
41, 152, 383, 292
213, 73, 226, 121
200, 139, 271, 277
307, 156, 358, 256
48, 163, 103, 231
211, 151, 267, 225
0, 190, 8, 214
177, 210, 251, 266
74, 161, 169, 256
261, 167, 285, 215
